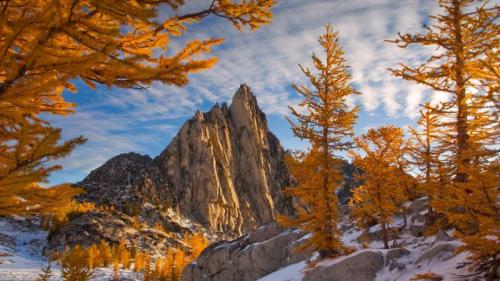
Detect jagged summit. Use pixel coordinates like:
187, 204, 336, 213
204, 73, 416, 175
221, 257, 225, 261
155, 83, 292, 236
71, 84, 292, 242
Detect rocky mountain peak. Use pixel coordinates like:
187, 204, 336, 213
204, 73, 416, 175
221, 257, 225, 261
74, 84, 292, 240
230, 84, 267, 130
155, 84, 292, 237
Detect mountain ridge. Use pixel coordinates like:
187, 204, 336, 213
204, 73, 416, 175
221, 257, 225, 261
48, 84, 294, 253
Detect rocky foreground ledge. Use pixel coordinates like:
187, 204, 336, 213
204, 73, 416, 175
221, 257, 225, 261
182, 199, 483, 281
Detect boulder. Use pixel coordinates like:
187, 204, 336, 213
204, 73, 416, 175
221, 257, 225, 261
357, 228, 399, 243
434, 230, 454, 243
248, 222, 284, 243
385, 248, 411, 272
303, 251, 384, 281
182, 223, 310, 281
409, 198, 428, 214
416, 243, 457, 264
386, 248, 411, 264
409, 225, 427, 237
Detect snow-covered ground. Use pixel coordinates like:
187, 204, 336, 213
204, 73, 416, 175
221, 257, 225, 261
0, 206, 473, 281
257, 211, 473, 281
0, 217, 140, 281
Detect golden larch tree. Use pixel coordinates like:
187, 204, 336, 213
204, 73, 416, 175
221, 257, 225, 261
184, 232, 209, 259
279, 24, 359, 259
133, 251, 145, 273
61, 245, 94, 281
87, 244, 99, 270
388, 0, 499, 277
408, 103, 446, 217
388, 0, 498, 183
0, 0, 277, 216
349, 126, 411, 249
98, 240, 112, 267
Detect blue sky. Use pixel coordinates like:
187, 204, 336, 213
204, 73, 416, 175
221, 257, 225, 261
47, 0, 448, 185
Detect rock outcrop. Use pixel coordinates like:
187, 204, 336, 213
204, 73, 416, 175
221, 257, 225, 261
303, 251, 384, 281
155, 84, 293, 236
78, 152, 173, 211
181, 222, 311, 281
47, 210, 191, 255
50, 84, 294, 252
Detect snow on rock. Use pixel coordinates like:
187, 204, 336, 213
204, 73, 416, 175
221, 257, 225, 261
0, 217, 144, 281
189, 198, 476, 281
304, 250, 384, 281
257, 261, 306, 281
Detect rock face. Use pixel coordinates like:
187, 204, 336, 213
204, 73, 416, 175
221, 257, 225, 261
181, 222, 311, 281
78, 153, 173, 211
155, 84, 292, 236
69, 84, 292, 241
303, 251, 384, 281
48, 210, 190, 255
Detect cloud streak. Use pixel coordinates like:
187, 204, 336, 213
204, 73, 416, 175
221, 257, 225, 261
48, 0, 439, 184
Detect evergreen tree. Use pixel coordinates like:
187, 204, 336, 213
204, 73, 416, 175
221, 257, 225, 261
98, 240, 112, 267
36, 261, 53, 281
389, 0, 498, 182
133, 251, 145, 273
409, 103, 448, 228
389, 0, 499, 276
278, 24, 359, 259
0, 0, 277, 216
113, 258, 120, 281
349, 126, 411, 249
87, 244, 99, 270
61, 245, 94, 281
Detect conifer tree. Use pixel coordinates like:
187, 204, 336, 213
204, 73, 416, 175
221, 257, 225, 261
121, 248, 131, 270
98, 240, 112, 267
36, 261, 53, 281
172, 249, 186, 281
0, 0, 277, 216
349, 126, 411, 249
389, 0, 499, 276
61, 245, 94, 281
278, 24, 359, 259
185, 233, 209, 259
143, 254, 152, 281
134, 251, 145, 273
388, 0, 498, 182
409, 104, 443, 189
409, 103, 447, 224
113, 258, 120, 281
87, 244, 99, 270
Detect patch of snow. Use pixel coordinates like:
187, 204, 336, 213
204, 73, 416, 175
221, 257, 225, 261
257, 261, 306, 281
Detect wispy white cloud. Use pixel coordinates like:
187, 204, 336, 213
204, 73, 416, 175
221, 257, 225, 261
49, 0, 442, 184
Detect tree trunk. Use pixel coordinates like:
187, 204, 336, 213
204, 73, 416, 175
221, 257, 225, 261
381, 222, 389, 249
453, 0, 470, 183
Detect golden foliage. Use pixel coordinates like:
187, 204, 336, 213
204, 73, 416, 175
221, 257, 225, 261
183, 232, 209, 259
0, 123, 86, 216
0, 0, 276, 217
388, 0, 498, 182
410, 272, 443, 281
61, 245, 94, 281
87, 244, 99, 270
98, 240, 112, 267
280, 24, 359, 259
389, 0, 499, 277
349, 126, 411, 249
56, 230, 207, 280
